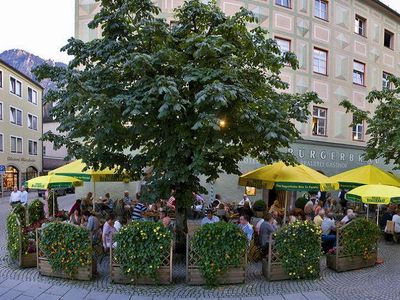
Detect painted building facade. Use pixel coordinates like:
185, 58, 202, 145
74, 0, 400, 201
0, 59, 43, 193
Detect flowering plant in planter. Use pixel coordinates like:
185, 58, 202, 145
7, 213, 21, 260
341, 218, 380, 259
39, 222, 92, 276
192, 222, 248, 286
114, 221, 172, 281
275, 221, 321, 279
28, 199, 45, 223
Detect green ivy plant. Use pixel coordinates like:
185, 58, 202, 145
7, 213, 21, 260
13, 204, 26, 226
341, 218, 380, 259
28, 199, 45, 224
39, 222, 92, 276
275, 221, 321, 279
192, 222, 248, 286
114, 221, 172, 282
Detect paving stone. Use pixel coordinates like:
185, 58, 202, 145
44, 285, 71, 296
14, 296, 34, 300
242, 297, 263, 300
0, 287, 8, 296
85, 291, 111, 300
61, 288, 89, 300
0, 289, 23, 300
130, 297, 153, 300
107, 293, 131, 300
22, 287, 47, 298
283, 294, 307, 300
14, 282, 38, 292
0, 279, 22, 289
302, 291, 330, 300
262, 296, 285, 300
35, 293, 62, 300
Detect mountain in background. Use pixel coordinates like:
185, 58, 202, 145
0, 49, 67, 121
0, 49, 67, 94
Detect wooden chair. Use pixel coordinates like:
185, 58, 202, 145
385, 220, 397, 242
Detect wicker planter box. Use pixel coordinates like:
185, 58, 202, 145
36, 225, 95, 281
110, 243, 173, 284
186, 235, 246, 285
326, 253, 377, 272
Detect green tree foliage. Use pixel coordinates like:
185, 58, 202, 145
340, 74, 400, 166
34, 0, 319, 231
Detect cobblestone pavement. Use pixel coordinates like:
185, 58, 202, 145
0, 194, 398, 299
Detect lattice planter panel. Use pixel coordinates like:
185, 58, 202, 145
326, 222, 378, 272
15, 218, 37, 268
36, 226, 95, 281
186, 235, 247, 285
110, 241, 173, 284
262, 237, 290, 281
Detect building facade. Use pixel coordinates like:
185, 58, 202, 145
75, 0, 400, 200
0, 59, 43, 193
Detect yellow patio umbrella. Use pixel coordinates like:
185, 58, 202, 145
49, 159, 120, 210
345, 184, 400, 223
25, 174, 83, 217
239, 161, 338, 192
25, 174, 83, 190
329, 165, 400, 189
239, 161, 339, 222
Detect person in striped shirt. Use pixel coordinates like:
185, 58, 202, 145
167, 188, 176, 210
132, 199, 148, 221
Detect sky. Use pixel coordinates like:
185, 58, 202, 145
0, 0, 400, 64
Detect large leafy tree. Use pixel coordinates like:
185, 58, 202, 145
35, 0, 319, 239
341, 75, 400, 167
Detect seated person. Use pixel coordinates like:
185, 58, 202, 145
132, 201, 148, 221
258, 213, 277, 256
82, 211, 101, 243
68, 199, 82, 217
159, 209, 173, 230
239, 214, 254, 243
216, 203, 228, 222
69, 209, 81, 225
114, 217, 126, 232
321, 211, 336, 247
340, 209, 356, 224
313, 209, 325, 227
201, 209, 220, 226
238, 194, 252, 209
102, 214, 116, 250
239, 201, 253, 220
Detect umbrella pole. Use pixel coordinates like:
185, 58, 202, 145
93, 180, 96, 211
283, 191, 288, 224
52, 189, 55, 218
367, 204, 369, 219
376, 205, 380, 225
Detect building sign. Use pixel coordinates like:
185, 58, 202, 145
7, 157, 36, 163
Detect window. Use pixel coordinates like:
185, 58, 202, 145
354, 15, 366, 36
352, 118, 364, 141
313, 48, 328, 75
28, 87, 38, 104
28, 140, 38, 155
0, 102, 2, 120
10, 77, 22, 97
383, 72, 392, 89
27, 114, 38, 130
353, 61, 365, 85
314, 0, 328, 20
43, 146, 46, 156
312, 107, 327, 136
0, 133, 3, 152
10, 136, 22, 154
275, 37, 291, 54
275, 0, 291, 8
10, 107, 22, 126
384, 29, 394, 49
0, 70, 2, 88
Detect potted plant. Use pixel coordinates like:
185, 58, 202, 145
295, 196, 308, 210
37, 222, 95, 280
111, 221, 173, 284
28, 199, 45, 224
263, 221, 321, 281
253, 200, 266, 217
6, 212, 37, 268
187, 222, 248, 286
326, 218, 380, 272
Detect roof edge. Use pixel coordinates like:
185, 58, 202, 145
0, 58, 44, 90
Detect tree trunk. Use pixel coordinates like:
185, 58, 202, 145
174, 185, 192, 254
